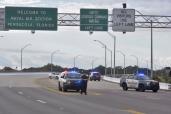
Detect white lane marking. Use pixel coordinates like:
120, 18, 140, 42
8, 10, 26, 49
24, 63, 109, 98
59, 107, 64, 110
146, 96, 160, 100
36, 100, 47, 104
18, 91, 24, 95
9, 80, 13, 88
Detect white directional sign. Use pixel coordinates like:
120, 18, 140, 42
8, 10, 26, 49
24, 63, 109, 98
112, 8, 135, 32
0, 8, 5, 30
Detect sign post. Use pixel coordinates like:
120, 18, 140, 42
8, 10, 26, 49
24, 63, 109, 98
112, 8, 135, 32
80, 9, 108, 31
5, 7, 57, 30
0, 8, 5, 30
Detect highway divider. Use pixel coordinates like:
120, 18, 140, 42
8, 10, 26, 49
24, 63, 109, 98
103, 76, 171, 91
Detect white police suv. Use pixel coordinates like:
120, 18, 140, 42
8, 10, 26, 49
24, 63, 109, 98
120, 74, 159, 92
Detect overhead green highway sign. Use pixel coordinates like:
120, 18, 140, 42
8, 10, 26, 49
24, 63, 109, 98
80, 9, 108, 31
5, 7, 57, 30
0, 8, 5, 30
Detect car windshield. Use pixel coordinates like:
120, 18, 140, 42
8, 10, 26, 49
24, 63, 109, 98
136, 76, 150, 80
93, 73, 100, 76
66, 73, 81, 79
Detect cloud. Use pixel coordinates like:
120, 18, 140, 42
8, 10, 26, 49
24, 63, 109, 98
0, 48, 51, 54
0, 0, 171, 15
0, 55, 12, 66
0, 0, 41, 5
126, 0, 171, 15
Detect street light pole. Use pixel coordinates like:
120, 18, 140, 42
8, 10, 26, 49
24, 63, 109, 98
107, 32, 116, 77
20, 44, 31, 71
104, 45, 107, 75
91, 59, 96, 71
94, 40, 107, 76
51, 50, 60, 73
117, 50, 126, 75
131, 55, 139, 74
106, 48, 113, 75
73, 55, 81, 69
146, 60, 149, 76
91, 59, 95, 70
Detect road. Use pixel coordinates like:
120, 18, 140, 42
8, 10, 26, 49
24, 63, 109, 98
0, 73, 171, 114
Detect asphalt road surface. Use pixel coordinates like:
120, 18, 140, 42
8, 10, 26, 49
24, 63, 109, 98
0, 73, 171, 114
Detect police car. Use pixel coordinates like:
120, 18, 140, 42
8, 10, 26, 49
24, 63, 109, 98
89, 71, 101, 81
58, 71, 82, 92
120, 74, 159, 92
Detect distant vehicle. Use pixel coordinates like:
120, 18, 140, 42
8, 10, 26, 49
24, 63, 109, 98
120, 74, 159, 92
48, 72, 56, 79
58, 71, 82, 92
89, 72, 101, 81
48, 72, 59, 79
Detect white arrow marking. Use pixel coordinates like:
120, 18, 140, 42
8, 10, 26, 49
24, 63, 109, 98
36, 100, 47, 104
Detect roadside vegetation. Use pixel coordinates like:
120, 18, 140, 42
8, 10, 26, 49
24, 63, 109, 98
153, 75, 171, 84
0, 64, 171, 84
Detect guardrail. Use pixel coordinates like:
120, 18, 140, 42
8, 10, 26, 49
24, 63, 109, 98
103, 76, 171, 91
0, 72, 50, 76
105, 74, 133, 78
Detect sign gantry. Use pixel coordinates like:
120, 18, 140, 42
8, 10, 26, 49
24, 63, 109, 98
0, 7, 171, 31
57, 12, 171, 29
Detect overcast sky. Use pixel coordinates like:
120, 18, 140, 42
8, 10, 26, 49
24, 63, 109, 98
0, 0, 171, 70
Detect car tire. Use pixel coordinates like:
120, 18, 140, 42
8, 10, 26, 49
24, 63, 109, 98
122, 83, 128, 91
49, 76, 52, 79
76, 89, 80, 92
138, 84, 145, 92
152, 87, 158, 92
62, 87, 67, 92
62, 85, 67, 92
152, 89, 158, 92
58, 83, 62, 91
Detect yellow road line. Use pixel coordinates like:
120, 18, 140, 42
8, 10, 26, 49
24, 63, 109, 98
34, 78, 68, 95
44, 86, 102, 96
90, 92, 102, 96
34, 78, 102, 96
123, 109, 145, 114
43, 86, 68, 95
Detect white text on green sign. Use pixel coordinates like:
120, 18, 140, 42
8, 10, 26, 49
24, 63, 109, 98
80, 9, 108, 31
5, 7, 57, 30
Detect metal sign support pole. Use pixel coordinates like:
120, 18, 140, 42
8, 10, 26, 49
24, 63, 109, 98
151, 20, 153, 79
